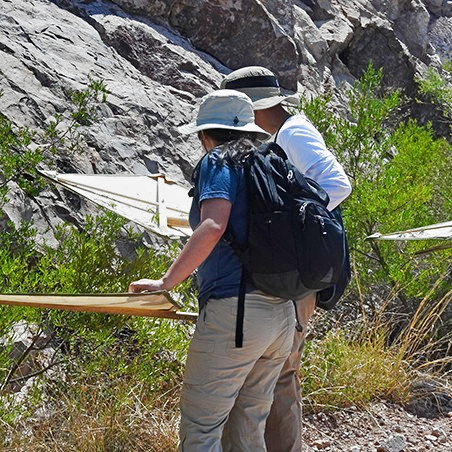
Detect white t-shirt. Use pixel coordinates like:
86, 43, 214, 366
275, 114, 352, 210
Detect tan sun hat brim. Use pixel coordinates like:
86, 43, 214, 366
178, 89, 270, 139
252, 94, 300, 110
178, 121, 268, 136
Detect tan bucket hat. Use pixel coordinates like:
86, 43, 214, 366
220, 66, 299, 110
178, 89, 269, 138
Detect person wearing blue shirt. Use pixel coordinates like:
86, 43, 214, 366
129, 89, 296, 451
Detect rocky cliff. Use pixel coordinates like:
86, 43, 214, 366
1, 0, 451, 243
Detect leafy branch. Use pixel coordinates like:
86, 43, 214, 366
0, 76, 109, 205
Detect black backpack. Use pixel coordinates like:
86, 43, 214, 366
223, 142, 350, 346
191, 141, 351, 347
315, 206, 351, 311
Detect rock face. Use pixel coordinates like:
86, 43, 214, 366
0, 0, 451, 241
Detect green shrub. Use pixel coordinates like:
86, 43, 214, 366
300, 63, 452, 305
416, 64, 452, 123
0, 76, 109, 205
0, 212, 194, 433
298, 63, 452, 412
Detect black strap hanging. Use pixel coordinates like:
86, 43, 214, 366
235, 266, 247, 348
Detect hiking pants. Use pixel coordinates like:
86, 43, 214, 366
179, 292, 295, 452
264, 292, 317, 452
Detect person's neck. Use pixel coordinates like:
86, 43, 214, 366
258, 105, 292, 135
272, 108, 292, 136
200, 132, 220, 152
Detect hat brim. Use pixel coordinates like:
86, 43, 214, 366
253, 94, 300, 110
178, 122, 269, 139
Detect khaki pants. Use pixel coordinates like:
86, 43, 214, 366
180, 293, 295, 452
264, 292, 317, 452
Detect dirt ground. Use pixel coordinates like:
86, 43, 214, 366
302, 401, 452, 451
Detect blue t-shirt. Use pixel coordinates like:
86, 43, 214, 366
189, 149, 248, 308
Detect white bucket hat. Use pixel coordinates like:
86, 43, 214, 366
220, 66, 299, 110
178, 89, 269, 138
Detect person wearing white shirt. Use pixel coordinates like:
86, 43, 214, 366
221, 66, 352, 452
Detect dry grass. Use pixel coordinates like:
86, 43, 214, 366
1, 380, 181, 451
301, 274, 452, 411
301, 326, 411, 411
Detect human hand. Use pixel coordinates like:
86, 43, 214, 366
128, 278, 166, 293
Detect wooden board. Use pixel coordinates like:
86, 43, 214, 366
0, 292, 198, 321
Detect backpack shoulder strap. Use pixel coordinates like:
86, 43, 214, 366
273, 115, 293, 145
188, 153, 210, 199
259, 141, 288, 160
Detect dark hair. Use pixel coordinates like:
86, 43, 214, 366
201, 128, 261, 166
200, 128, 259, 143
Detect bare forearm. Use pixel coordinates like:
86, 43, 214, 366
162, 218, 224, 289
129, 198, 231, 294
